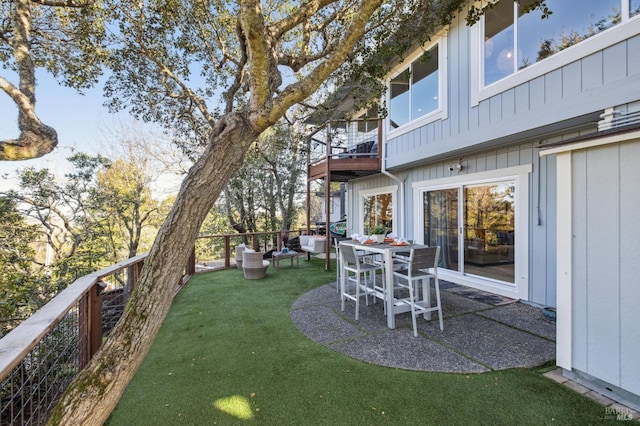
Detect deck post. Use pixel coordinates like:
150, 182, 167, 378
306, 134, 312, 260
88, 284, 103, 359
78, 294, 89, 369
78, 284, 103, 369
224, 236, 231, 268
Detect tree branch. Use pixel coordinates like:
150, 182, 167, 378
30, 0, 91, 7
262, 0, 384, 128
136, 38, 215, 127
223, 20, 248, 113
0, 0, 58, 160
238, 0, 280, 113
268, 0, 338, 39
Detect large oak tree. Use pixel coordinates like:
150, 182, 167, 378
48, 2, 471, 423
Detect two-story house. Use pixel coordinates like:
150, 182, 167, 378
308, 0, 640, 412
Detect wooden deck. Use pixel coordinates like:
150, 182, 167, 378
308, 156, 381, 182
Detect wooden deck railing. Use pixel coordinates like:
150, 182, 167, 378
0, 230, 303, 425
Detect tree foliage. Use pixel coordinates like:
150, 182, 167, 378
2, 152, 164, 287
6, 153, 113, 281
93, 157, 165, 259
223, 118, 305, 236
0, 197, 50, 336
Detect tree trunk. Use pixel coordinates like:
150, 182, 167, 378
48, 113, 259, 425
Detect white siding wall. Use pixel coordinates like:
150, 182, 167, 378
348, 141, 558, 307
345, 175, 398, 237
385, 15, 640, 170
571, 139, 640, 397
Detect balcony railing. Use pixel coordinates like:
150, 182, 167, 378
307, 118, 382, 182
309, 118, 380, 162
0, 230, 301, 425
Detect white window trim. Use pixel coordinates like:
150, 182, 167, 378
471, 4, 640, 106
555, 152, 573, 370
359, 185, 398, 236
386, 36, 448, 139
412, 164, 532, 300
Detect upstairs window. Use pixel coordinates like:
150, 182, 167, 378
389, 44, 440, 130
483, 0, 637, 86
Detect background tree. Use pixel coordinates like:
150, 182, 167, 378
222, 118, 305, 239
0, 197, 50, 336
2, 152, 165, 286
5, 153, 113, 283
92, 158, 165, 260
99, 120, 192, 197
223, 157, 259, 235
258, 119, 306, 232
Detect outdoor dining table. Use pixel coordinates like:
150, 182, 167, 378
339, 240, 428, 329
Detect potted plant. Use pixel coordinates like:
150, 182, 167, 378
370, 225, 387, 243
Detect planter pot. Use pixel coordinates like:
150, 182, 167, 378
373, 234, 385, 243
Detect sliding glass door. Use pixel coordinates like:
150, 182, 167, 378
424, 188, 459, 271
423, 180, 516, 285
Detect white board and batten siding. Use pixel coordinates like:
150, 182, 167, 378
348, 140, 559, 307
385, 20, 640, 170
542, 132, 640, 409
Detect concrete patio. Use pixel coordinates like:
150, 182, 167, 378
291, 281, 556, 373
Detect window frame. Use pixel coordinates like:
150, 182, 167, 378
470, 0, 640, 106
385, 36, 448, 138
359, 185, 397, 236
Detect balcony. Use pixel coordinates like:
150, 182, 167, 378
305, 119, 382, 268
306, 118, 382, 183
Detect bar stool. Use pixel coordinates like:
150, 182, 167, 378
340, 245, 384, 320
392, 246, 443, 336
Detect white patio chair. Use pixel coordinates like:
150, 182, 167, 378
392, 246, 443, 336
235, 244, 246, 269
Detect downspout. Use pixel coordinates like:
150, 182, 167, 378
378, 119, 406, 238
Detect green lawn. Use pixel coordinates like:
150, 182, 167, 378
106, 259, 608, 425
